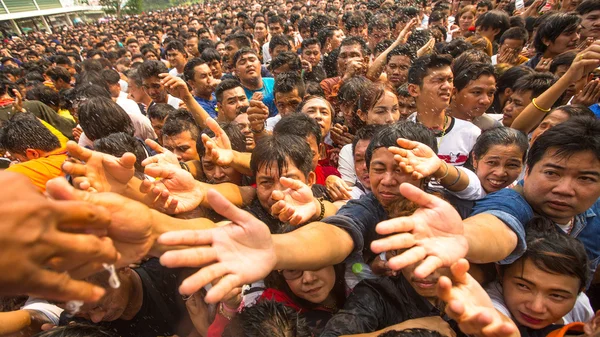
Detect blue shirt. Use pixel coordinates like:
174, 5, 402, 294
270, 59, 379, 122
194, 95, 218, 119
471, 187, 600, 276
243, 77, 279, 118
588, 104, 600, 119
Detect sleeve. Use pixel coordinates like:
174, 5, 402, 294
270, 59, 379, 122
319, 283, 385, 337
470, 190, 532, 264
484, 281, 512, 318
446, 167, 487, 201
22, 297, 64, 325
25, 101, 76, 140
338, 144, 356, 185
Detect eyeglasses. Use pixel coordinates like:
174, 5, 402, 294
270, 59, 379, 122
280, 270, 304, 280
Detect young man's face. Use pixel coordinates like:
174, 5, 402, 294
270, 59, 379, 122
269, 22, 284, 35
236, 53, 262, 85
127, 79, 148, 103
275, 88, 303, 116
162, 130, 199, 162
256, 158, 315, 211
150, 116, 166, 142
400, 259, 451, 300
302, 43, 321, 67
502, 89, 531, 127
410, 66, 454, 114
128, 42, 140, 54
337, 43, 367, 75
142, 76, 168, 103
498, 38, 524, 56
476, 5, 489, 16
254, 22, 268, 40
354, 139, 371, 190
224, 41, 240, 67
218, 86, 249, 121
580, 10, 600, 39
546, 29, 580, 56
398, 95, 416, 120
166, 49, 188, 69
233, 113, 255, 150
386, 54, 411, 89
202, 156, 243, 185
188, 63, 219, 98
369, 147, 421, 208
186, 37, 200, 57
301, 98, 333, 138
328, 29, 346, 51
369, 26, 391, 50
271, 45, 290, 60
452, 74, 496, 119
523, 148, 600, 224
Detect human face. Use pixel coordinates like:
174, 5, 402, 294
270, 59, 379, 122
127, 80, 147, 103
162, 130, 199, 162
530, 110, 570, 146
329, 29, 345, 51
545, 29, 580, 56
306, 134, 320, 170
186, 37, 200, 57
476, 5, 489, 16
206, 59, 223, 80
452, 75, 496, 119
74, 271, 132, 323
301, 97, 333, 138
254, 22, 268, 40
524, 149, 600, 223
142, 76, 168, 103
502, 90, 531, 127
499, 38, 525, 57
218, 87, 249, 121
271, 45, 290, 60
233, 113, 255, 150
581, 10, 600, 39
473, 144, 524, 193
369, 147, 421, 208
128, 42, 140, 54
410, 66, 454, 113
150, 117, 166, 141
349, 25, 368, 39
302, 44, 321, 67
235, 53, 261, 85
283, 266, 336, 304
166, 49, 187, 69
216, 43, 226, 58
189, 64, 218, 98
224, 41, 240, 67
400, 259, 451, 301
502, 259, 581, 330
202, 156, 243, 184
398, 95, 416, 120
275, 88, 303, 116
459, 11, 475, 31
269, 23, 284, 35
337, 43, 365, 75
354, 139, 371, 190
369, 26, 391, 50
359, 90, 400, 125
386, 55, 411, 89
256, 158, 313, 210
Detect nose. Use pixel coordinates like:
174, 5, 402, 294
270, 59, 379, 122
90, 310, 106, 323
526, 294, 547, 314
385, 112, 396, 124
213, 166, 226, 179
480, 95, 491, 106
381, 171, 397, 186
551, 176, 576, 196
302, 271, 318, 283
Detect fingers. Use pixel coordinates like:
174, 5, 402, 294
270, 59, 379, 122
279, 176, 306, 191
204, 274, 242, 303
178, 263, 230, 296
46, 177, 90, 203
414, 255, 444, 279
145, 139, 165, 154
374, 215, 416, 236
160, 246, 218, 268
399, 183, 445, 209
50, 200, 111, 231
385, 246, 427, 270
159, 229, 216, 246
206, 189, 258, 226
144, 163, 177, 179
119, 152, 137, 171
436, 275, 453, 303
450, 258, 471, 284
46, 234, 118, 273
28, 268, 106, 303
61, 160, 87, 178
66, 141, 93, 163
370, 232, 415, 254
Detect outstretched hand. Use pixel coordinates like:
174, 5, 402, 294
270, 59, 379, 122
389, 138, 442, 180
201, 117, 235, 166
270, 177, 319, 225
370, 183, 468, 278
142, 139, 180, 167
437, 259, 518, 337
142, 162, 204, 214
159, 189, 277, 303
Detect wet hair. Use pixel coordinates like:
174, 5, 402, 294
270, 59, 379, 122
0, 113, 60, 154
345, 12, 367, 32
452, 49, 492, 77
338, 75, 371, 108
304, 81, 325, 96
366, 121, 437, 170
527, 117, 600, 174
78, 97, 135, 141
549, 51, 577, 74
467, 127, 528, 169
499, 27, 529, 45
408, 53, 453, 87
26, 85, 60, 107
183, 57, 208, 83
94, 132, 147, 176
268, 34, 291, 53
147, 103, 176, 121
512, 72, 556, 98
32, 323, 118, 337
200, 48, 221, 63
496, 65, 534, 94
73, 83, 112, 101
378, 329, 445, 337
232, 48, 259, 67
500, 216, 590, 291
453, 62, 496, 93
368, 13, 392, 33
197, 38, 216, 55
439, 39, 473, 59
126, 68, 143, 88
161, 110, 200, 140
301, 37, 320, 50
76, 70, 110, 92
552, 104, 595, 119
164, 40, 187, 55
215, 79, 243, 103
138, 60, 169, 80
340, 36, 370, 58
577, 0, 600, 15
533, 12, 581, 53
317, 26, 339, 49
274, 72, 306, 97
222, 300, 312, 337
352, 124, 385, 155
269, 52, 302, 73
100, 68, 121, 85
322, 48, 340, 78
197, 121, 246, 157
250, 134, 313, 177
273, 111, 323, 146
474, 10, 510, 41
46, 66, 71, 83
386, 44, 416, 64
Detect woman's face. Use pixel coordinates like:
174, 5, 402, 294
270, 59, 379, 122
473, 144, 524, 193
360, 90, 400, 126
502, 258, 581, 329
284, 266, 336, 304
302, 98, 333, 137
530, 110, 570, 146
459, 11, 475, 31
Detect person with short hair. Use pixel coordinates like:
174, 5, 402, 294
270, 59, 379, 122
215, 79, 250, 122
138, 60, 182, 109
161, 110, 200, 162
577, 0, 600, 40
233, 48, 278, 117
147, 103, 176, 143
501, 72, 555, 127
184, 57, 220, 119
525, 12, 581, 69
492, 27, 529, 66
164, 40, 188, 78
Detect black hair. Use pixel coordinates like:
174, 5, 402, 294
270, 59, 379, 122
26, 85, 60, 108
126, 68, 143, 88
183, 57, 208, 83
549, 51, 577, 74
496, 65, 534, 94
138, 60, 169, 80
215, 79, 243, 103
386, 45, 416, 64
100, 68, 121, 85
439, 39, 473, 59
474, 10, 510, 41
147, 103, 176, 121
317, 26, 338, 49
225, 33, 252, 49
499, 216, 590, 291
301, 37, 320, 50
75, 71, 109, 92
269, 52, 302, 74
273, 112, 322, 146
352, 124, 384, 155
407, 53, 453, 86
577, 0, 600, 15
197, 38, 216, 55
476, 0, 494, 10
304, 81, 325, 96
268, 34, 291, 53
197, 122, 246, 158
53, 54, 72, 67
222, 300, 312, 337
162, 110, 200, 140
73, 84, 112, 102
453, 62, 496, 92
512, 72, 556, 98
200, 48, 221, 63
232, 48, 259, 67
323, 48, 340, 78
345, 12, 367, 32
533, 12, 581, 53
510, 16, 526, 30
78, 97, 135, 141
274, 72, 306, 97
552, 104, 596, 119
499, 27, 529, 45
453, 49, 492, 77
46, 66, 71, 83
0, 113, 60, 154
250, 134, 314, 177
527, 117, 600, 175
467, 127, 528, 169
406, 29, 432, 51
81, 59, 103, 72
378, 329, 445, 337
368, 13, 392, 33
94, 132, 147, 176
340, 36, 370, 58
32, 323, 118, 337
366, 121, 437, 170
429, 10, 447, 23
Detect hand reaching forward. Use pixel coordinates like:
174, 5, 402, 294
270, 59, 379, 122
62, 141, 136, 194
437, 259, 518, 337
201, 117, 234, 166
159, 189, 277, 303
370, 183, 468, 278
389, 138, 442, 180
141, 139, 181, 167
142, 162, 204, 214
270, 177, 318, 225
159, 73, 192, 101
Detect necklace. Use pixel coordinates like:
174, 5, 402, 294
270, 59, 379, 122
437, 115, 449, 149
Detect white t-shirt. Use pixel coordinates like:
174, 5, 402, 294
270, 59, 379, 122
265, 114, 281, 131
262, 42, 271, 64
408, 113, 481, 166
168, 67, 183, 78
167, 94, 182, 109
22, 297, 63, 325
491, 54, 498, 65
338, 143, 356, 185
486, 281, 594, 325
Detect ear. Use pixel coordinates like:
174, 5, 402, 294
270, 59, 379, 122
357, 108, 368, 122
503, 87, 513, 98
307, 171, 316, 186
492, 28, 500, 37
407, 83, 420, 98
452, 87, 458, 99
25, 149, 40, 160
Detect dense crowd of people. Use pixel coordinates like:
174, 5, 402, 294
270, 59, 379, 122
1, 0, 600, 336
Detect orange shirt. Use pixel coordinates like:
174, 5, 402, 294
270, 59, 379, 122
6, 149, 67, 192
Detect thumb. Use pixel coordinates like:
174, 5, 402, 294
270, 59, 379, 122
145, 139, 165, 154
450, 258, 470, 285
206, 189, 259, 227
279, 176, 306, 191
144, 163, 176, 179
120, 152, 137, 170
46, 177, 91, 202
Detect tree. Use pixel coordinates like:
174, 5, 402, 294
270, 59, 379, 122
100, 0, 141, 17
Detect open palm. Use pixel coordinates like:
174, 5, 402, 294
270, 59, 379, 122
270, 177, 318, 225
389, 138, 441, 179
142, 163, 204, 214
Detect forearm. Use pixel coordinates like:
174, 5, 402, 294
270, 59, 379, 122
182, 94, 210, 129
366, 39, 401, 81
184, 160, 204, 181
198, 182, 255, 208
149, 209, 216, 257
231, 151, 253, 176
511, 73, 572, 133
432, 161, 469, 192
273, 222, 353, 270
464, 214, 518, 264
0, 310, 31, 335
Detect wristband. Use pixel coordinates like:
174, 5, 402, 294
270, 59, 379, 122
314, 197, 325, 221
532, 97, 551, 113
447, 166, 462, 187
